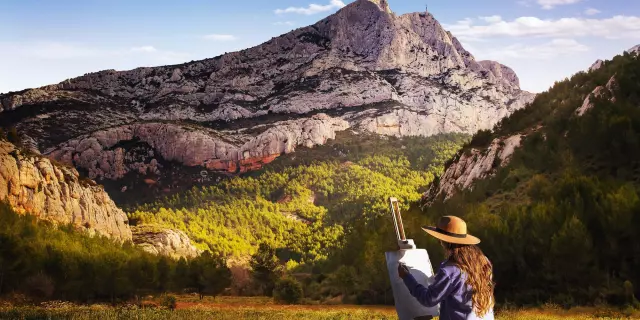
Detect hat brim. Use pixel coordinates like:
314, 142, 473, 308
422, 226, 480, 245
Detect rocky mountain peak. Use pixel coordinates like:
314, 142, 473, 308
366, 0, 391, 13
0, 2, 534, 193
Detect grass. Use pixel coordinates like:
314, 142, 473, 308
1, 297, 639, 320
0, 307, 395, 320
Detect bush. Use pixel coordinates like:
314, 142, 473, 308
273, 277, 303, 304
6, 127, 20, 145
160, 295, 177, 310
466, 129, 493, 149
23, 273, 54, 300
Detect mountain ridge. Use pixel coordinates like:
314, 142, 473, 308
1, 0, 534, 196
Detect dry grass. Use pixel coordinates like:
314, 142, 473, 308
0, 296, 638, 319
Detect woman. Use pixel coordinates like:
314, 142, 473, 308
398, 215, 494, 320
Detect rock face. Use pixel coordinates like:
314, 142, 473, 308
626, 45, 640, 55
0, 140, 132, 241
589, 59, 604, 72
132, 225, 201, 259
575, 75, 616, 116
0, 0, 534, 185
478, 61, 520, 89
424, 134, 525, 203
45, 114, 349, 179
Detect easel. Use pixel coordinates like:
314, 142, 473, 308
385, 197, 438, 320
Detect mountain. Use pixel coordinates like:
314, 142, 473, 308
421, 46, 640, 305
0, 0, 533, 202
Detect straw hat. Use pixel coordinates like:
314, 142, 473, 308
422, 216, 480, 245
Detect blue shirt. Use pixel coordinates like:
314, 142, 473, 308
401, 261, 494, 320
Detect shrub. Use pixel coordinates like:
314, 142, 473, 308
6, 127, 20, 145
160, 294, 177, 310
466, 129, 493, 149
23, 273, 54, 300
273, 277, 303, 304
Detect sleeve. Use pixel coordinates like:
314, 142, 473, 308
401, 267, 455, 307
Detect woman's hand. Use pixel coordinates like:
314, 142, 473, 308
398, 263, 410, 279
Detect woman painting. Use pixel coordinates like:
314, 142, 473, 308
398, 216, 495, 320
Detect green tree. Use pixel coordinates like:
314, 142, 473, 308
157, 256, 172, 292
173, 258, 190, 292
250, 242, 283, 296
6, 127, 19, 145
190, 251, 232, 299
273, 277, 303, 304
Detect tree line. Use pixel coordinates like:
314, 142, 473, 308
0, 202, 231, 303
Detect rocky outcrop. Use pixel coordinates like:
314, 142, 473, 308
132, 225, 201, 259
0, 140, 132, 241
45, 114, 349, 179
424, 134, 525, 203
478, 61, 520, 89
0, 0, 534, 185
589, 59, 604, 72
626, 45, 640, 55
575, 75, 616, 116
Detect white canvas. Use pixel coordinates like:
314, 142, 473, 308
385, 249, 440, 320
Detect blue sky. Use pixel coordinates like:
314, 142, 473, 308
1, 0, 639, 94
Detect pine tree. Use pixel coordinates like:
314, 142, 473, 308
250, 242, 283, 296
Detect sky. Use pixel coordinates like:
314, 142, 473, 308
1, 0, 640, 94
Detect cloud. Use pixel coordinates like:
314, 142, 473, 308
130, 46, 157, 53
202, 34, 237, 41
0, 41, 190, 62
480, 39, 589, 60
445, 15, 640, 40
537, 0, 581, 10
479, 15, 502, 23
584, 8, 601, 16
517, 0, 532, 7
275, 0, 345, 15
273, 21, 296, 26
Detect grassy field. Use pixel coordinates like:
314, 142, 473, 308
1, 296, 638, 319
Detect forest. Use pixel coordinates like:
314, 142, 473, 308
0, 202, 232, 303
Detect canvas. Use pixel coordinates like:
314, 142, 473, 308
385, 249, 440, 320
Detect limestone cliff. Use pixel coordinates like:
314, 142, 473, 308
0, 140, 132, 241
45, 114, 349, 179
423, 134, 526, 203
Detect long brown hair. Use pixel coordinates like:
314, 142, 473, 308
443, 242, 494, 317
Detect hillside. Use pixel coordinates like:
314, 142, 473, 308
0, 0, 533, 201
421, 47, 640, 305
127, 132, 467, 261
